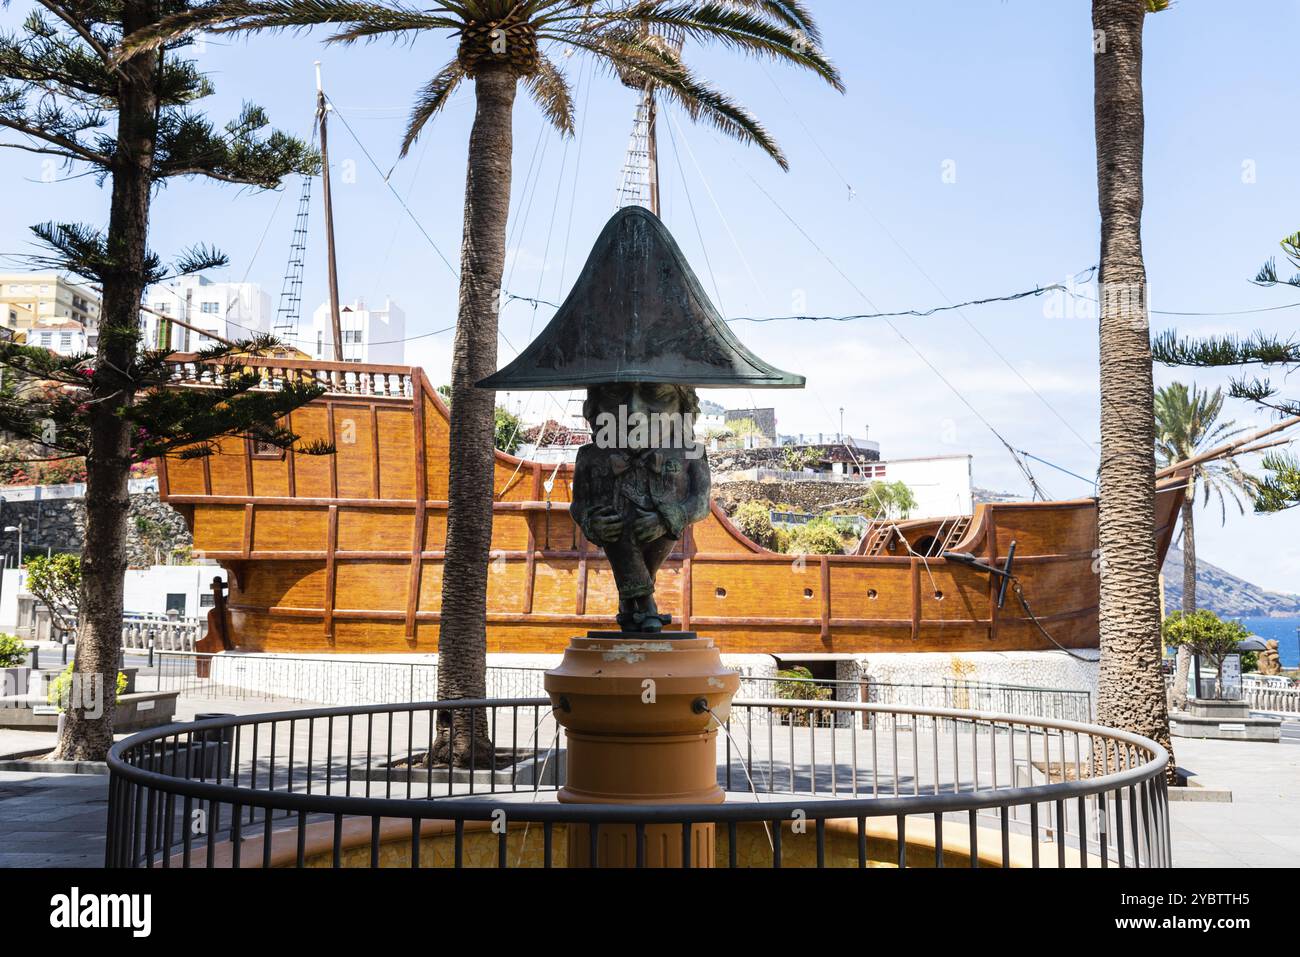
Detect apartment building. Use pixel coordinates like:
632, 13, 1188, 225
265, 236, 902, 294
0, 272, 101, 352
308, 298, 405, 365
144, 275, 272, 351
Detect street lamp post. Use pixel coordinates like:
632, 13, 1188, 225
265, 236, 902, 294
3, 523, 20, 568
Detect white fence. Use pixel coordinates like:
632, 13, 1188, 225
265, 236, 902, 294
120, 617, 203, 652
149, 652, 549, 705
0, 476, 159, 502
1245, 683, 1300, 716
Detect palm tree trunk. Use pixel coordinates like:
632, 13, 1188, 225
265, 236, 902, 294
434, 66, 516, 765
52, 7, 158, 761
1171, 494, 1195, 708
1092, 0, 1175, 780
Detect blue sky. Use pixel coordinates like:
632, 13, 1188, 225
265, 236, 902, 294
3, 1, 1300, 593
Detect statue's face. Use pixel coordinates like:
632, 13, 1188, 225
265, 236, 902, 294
587, 383, 693, 452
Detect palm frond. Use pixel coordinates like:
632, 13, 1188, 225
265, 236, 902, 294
399, 58, 465, 157
522, 51, 574, 135
729, 0, 823, 44
116, 0, 460, 61
325, 7, 464, 44
1155, 379, 1263, 525
568, 26, 787, 167
547, 2, 842, 91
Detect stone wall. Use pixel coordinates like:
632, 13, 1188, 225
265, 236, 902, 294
710, 448, 787, 472
709, 443, 880, 473
0, 491, 192, 568
712, 478, 871, 515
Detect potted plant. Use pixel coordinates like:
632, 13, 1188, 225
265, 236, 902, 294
0, 632, 31, 697
1162, 609, 1251, 700
46, 662, 127, 737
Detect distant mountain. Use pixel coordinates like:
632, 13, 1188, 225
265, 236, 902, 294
1162, 546, 1300, 618
972, 487, 1026, 505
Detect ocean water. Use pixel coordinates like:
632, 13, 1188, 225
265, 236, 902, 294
1232, 617, 1300, 669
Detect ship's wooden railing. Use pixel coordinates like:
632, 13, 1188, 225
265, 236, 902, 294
164, 354, 416, 399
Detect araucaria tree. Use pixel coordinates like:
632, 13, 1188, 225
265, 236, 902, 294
1091, 0, 1175, 776
1153, 383, 1257, 709
122, 0, 844, 763
1153, 228, 1300, 512
0, 0, 316, 759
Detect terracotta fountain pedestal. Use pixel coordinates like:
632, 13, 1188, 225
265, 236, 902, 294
544, 632, 739, 868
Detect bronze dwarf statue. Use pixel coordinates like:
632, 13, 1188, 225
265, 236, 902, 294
570, 383, 711, 632
479, 205, 802, 633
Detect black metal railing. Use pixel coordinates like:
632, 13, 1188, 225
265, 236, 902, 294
105, 698, 1171, 869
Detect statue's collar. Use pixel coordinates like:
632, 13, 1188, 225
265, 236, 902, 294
610, 450, 663, 475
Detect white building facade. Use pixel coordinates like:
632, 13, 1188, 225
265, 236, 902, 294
145, 276, 272, 351
309, 298, 406, 365
860, 454, 973, 519
25, 322, 89, 356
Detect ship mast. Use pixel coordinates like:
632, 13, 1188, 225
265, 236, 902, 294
614, 28, 682, 217
316, 61, 344, 364
615, 84, 661, 215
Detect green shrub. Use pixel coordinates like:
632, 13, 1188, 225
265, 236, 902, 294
773, 665, 831, 701
1162, 609, 1252, 697
732, 500, 778, 550
773, 666, 834, 727
46, 663, 127, 712
0, 633, 27, 668
782, 517, 848, 555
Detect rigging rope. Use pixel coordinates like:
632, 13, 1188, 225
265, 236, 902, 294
667, 117, 949, 596
755, 62, 1099, 458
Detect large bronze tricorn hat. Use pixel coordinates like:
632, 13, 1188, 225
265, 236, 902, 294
477, 205, 804, 391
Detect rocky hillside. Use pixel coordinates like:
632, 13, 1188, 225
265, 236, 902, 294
1162, 546, 1300, 618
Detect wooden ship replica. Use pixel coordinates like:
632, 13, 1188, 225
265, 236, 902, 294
162, 58, 1213, 659
164, 353, 1192, 656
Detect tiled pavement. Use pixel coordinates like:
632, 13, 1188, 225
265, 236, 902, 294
1165, 733, 1300, 868
0, 772, 108, 867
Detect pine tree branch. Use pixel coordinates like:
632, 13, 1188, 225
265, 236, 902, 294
0, 114, 110, 165
1152, 329, 1300, 367
33, 0, 116, 65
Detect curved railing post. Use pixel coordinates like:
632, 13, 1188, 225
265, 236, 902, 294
104, 697, 1170, 870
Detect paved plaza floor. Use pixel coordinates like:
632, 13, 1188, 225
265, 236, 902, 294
1166, 734, 1300, 867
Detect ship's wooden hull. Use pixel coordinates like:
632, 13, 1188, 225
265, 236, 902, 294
161, 358, 1185, 656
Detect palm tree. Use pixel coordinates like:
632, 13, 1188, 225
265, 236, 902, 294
1091, 0, 1175, 778
1155, 382, 1258, 708
121, 1, 842, 764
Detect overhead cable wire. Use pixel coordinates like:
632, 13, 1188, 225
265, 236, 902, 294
756, 64, 1098, 457
725, 273, 1094, 324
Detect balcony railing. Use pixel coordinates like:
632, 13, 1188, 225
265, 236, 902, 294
165, 354, 415, 399
105, 698, 1170, 869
